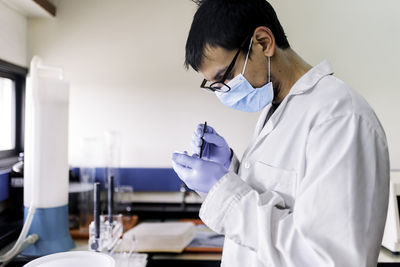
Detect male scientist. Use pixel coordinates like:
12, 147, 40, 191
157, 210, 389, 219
171, 0, 390, 266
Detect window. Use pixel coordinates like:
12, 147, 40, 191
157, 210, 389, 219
0, 59, 27, 167
0, 77, 16, 151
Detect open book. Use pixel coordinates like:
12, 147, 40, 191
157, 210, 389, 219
123, 222, 196, 253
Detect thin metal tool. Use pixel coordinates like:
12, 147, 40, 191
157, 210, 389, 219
199, 121, 207, 158
108, 176, 114, 224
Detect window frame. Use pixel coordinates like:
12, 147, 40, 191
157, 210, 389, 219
0, 59, 27, 169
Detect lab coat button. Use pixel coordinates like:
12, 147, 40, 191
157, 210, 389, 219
244, 162, 251, 169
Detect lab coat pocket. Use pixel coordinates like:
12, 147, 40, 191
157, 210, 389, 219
252, 161, 298, 208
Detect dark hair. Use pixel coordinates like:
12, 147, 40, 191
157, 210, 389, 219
185, 0, 290, 72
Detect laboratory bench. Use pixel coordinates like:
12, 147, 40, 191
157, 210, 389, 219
3, 245, 400, 266
1, 240, 222, 267
2, 191, 400, 266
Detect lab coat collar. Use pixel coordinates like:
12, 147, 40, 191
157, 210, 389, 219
256, 60, 333, 134
244, 60, 334, 159
288, 59, 334, 96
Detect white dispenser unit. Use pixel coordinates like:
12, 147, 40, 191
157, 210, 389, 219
382, 171, 400, 253
23, 56, 74, 255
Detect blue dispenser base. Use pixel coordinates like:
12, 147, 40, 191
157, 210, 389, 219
22, 205, 75, 256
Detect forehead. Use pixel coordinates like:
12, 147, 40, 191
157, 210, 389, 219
199, 45, 236, 81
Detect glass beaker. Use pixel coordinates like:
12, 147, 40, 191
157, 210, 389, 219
69, 182, 93, 232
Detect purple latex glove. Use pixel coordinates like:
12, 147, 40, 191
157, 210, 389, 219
191, 124, 232, 169
172, 152, 228, 193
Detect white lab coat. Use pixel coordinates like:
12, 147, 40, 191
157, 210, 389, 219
199, 60, 390, 267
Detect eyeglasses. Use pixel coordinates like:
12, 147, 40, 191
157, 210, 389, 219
200, 37, 250, 93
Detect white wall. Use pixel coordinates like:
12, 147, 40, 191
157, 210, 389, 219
28, 0, 400, 168
0, 1, 27, 67
270, 0, 400, 168
28, 0, 258, 167
268, 0, 400, 168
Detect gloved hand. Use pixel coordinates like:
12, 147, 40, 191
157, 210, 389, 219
172, 152, 228, 193
191, 124, 232, 169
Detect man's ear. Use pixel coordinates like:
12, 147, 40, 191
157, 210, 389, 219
253, 26, 275, 57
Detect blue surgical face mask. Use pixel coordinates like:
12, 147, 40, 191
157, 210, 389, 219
215, 38, 274, 112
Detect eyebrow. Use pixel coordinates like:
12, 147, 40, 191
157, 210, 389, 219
212, 66, 229, 81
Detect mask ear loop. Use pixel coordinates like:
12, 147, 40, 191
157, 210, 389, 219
268, 56, 271, 83
241, 38, 253, 75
